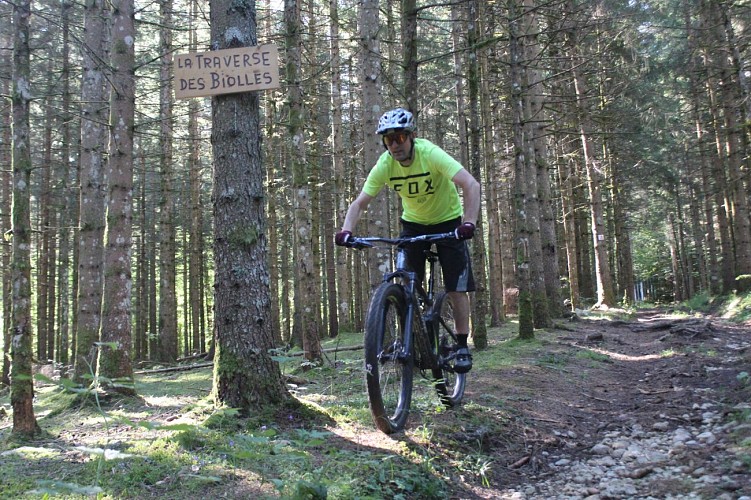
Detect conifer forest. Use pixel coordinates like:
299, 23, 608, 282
1, 0, 751, 428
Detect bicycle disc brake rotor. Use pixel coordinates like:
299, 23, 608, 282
378, 341, 401, 365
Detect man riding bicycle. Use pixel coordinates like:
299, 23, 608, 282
335, 107, 481, 373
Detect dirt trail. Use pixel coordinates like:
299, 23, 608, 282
448, 309, 751, 499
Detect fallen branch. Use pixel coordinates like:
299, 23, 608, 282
287, 344, 363, 357
134, 362, 312, 386
134, 344, 364, 375
630, 321, 673, 332
580, 392, 611, 403
636, 387, 673, 395
632, 318, 714, 336
509, 455, 531, 469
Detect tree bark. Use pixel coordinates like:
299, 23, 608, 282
74, 0, 109, 383
401, 0, 418, 113
509, 0, 534, 339
37, 101, 52, 361
10, 0, 41, 436
478, 2, 504, 326
1, 74, 11, 387
521, 0, 551, 328
525, 0, 561, 318
57, 0, 75, 365
285, 0, 322, 362
97, 0, 136, 395
704, 0, 751, 292
566, 7, 616, 308
158, 0, 178, 362
329, 0, 348, 334
188, 0, 206, 353
465, 0, 488, 349
359, 0, 389, 291
210, 0, 291, 411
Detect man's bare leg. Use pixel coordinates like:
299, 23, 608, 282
448, 291, 471, 337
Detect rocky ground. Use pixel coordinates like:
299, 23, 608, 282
460, 308, 751, 499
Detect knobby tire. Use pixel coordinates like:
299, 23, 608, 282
364, 282, 413, 433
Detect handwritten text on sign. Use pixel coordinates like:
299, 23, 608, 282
174, 45, 280, 99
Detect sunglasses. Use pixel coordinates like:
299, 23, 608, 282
382, 132, 411, 147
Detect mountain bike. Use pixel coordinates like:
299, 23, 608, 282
348, 232, 467, 434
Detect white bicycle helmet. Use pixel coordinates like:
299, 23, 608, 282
376, 108, 416, 134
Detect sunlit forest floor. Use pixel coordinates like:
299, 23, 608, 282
1, 296, 750, 498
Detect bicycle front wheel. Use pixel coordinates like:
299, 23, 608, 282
364, 282, 414, 434
431, 292, 466, 407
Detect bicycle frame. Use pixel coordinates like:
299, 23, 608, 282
381, 258, 427, 365
352, 231, 467, 433
353, 232, 454, 366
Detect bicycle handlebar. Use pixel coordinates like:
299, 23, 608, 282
348, 232, 458, 249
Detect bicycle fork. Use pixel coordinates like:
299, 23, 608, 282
380, 267, 420, 367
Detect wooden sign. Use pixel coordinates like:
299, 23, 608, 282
174, 44, 280, 99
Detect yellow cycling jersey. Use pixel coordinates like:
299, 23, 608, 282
363, 138, 464, 225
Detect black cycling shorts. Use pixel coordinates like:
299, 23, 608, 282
399, 217, 475, 293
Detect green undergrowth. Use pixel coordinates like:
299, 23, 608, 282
0, 316, 653, 498
656, 290, 751, 323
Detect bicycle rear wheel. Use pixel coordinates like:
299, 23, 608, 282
364, 282, 413, 433
431, 292, 466, 407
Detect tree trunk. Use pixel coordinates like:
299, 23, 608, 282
329, 0, 348, 334
465, 0, 488, 349
685, 6, 720, 295
509, 0, 533, 339
359, 0, 389, 291
37, 99, 52, 361
1, 75, 11, 387
699, 6, 736, 293
451, 3, 468, 166
401, 0, 418, 113
188, 0, 206, 353
307, 0, 327, 345
57, 0, 75, 365
10, 0, 41, 437
668, 213, 683, 301
158, 0, 178, 362
318, 95, 338, 339
478, 3, 504, 326
707, 2, 751, 292
42, 93, 57, 361
567, 15, 616, 308
210, 0, 291, 411
558, 154, 580, 310
607, 146, 635, 304
525, 0, 561, 318
521, 0, 551, 327
97, 0, 136, 395
716, 0, 751, 288
285, 0, 322, 362
74, 0, 109, 383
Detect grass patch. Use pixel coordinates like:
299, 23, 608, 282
575, 349, 610, 363
673, 290, 751, 323
0, 330, 463, 499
